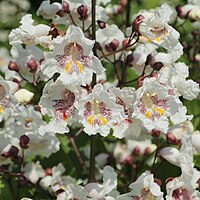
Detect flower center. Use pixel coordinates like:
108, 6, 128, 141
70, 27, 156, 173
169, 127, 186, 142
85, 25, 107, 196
84, 100, 111, 126
139, 93, 167, 120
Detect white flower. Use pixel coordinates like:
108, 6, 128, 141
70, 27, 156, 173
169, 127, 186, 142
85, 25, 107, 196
132, 78, 189, 133
14, 89, 34, 105
158, 62, 200, 100
8, 45, 47, 83
37, 0, 62, 19
41, 25, 105, 85
78, 84, 124, 137
137, 4, 180, 50
117, 171, 163, 200
9, 14, 52, 48
24, 162, 45, 184
0, 77, 14, 122
39, 80, 79, 135
85, 166, 117, 199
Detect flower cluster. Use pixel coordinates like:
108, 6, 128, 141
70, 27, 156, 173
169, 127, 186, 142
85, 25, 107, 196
0, 0, 199, 199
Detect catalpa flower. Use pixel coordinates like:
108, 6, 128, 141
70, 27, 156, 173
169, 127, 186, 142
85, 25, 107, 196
137, 4, 180, 50
78, 84, 124, 137
132, 78, 191, 133
39, 80, 79, 135
42, 25, 105, 85
117, 171, 163, 200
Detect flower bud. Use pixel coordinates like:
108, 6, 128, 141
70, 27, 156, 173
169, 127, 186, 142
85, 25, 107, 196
39, 58, 45, 65
166, 132, 180, 145
8, 61, 19, 72
117, 4, 123, 14
132, 14, 144, 32
63, 1, 70, 13
145, 54, 153, 66
123, 155, 133, 165
26, 58, 38, 72
105, 39, 119, 52
126, 54, 134, 64
97, 20, 106, 29
137, 76, 145, 88
154, 178, 162, 186
56, 9, 65, 17
19, 135, 30, 149
45, 168, 52, 176
144, 147, 151, 155
151, 62, 164, 71
122, 38, 129, 48
14, 89, 34, 105
176, 5, 184, 18
165, 177, 174, 184
132, 146, 140, 156
9, 146, 19, 158
151, 129, 161, 137
77, 5, 88, 21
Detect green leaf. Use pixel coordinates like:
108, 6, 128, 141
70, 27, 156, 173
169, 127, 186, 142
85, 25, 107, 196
194, 154, 200, 169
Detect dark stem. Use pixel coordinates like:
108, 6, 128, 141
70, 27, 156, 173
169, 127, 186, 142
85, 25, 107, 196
69, 136, 89, 176
125, 0, 131, 27
89, 0, 97, 183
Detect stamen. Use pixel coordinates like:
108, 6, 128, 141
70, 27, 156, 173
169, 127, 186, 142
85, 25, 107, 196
145, 111, 151, 118
0, 105, 3, 113
97, 115, 107, 125
65, 60, 72, 73
87, 115, 94, 125
75, 60, 83, 73
154, 107, 165, 115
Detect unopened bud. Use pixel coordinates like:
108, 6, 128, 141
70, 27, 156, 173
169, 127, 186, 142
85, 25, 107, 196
45, 168, 52, 176
137, 76, 145, 88
132, 15, 144, 32
145, 54, 153, 66
154, 178, 162, 186
132, 146, 140, 156
144, 147, 151, 155
9, 146, 19, 158
97, 20, 106, 29
56, 9, 65, 17
176, 5, 184, 18
63, 1, 70, 13
123, 155, 133, 165
8, 61, 19, 72
14, 89, 34, 105
39, 58, 45, 65
165, 177, 174, 184
19, 135, 30, 149
151, 129, 161, 137
126, 54, 134, 63
105, 39, 119, 52
151, 62, 164, 71
117, 4, 123, 14
26, 58, 38, 72
166, 132, 180, 145
77, 5, 88, 21
122, 38, 129, 48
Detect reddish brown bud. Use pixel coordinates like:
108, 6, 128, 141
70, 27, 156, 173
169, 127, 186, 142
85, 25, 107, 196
165, 177, 174, 184
117, 4, 123, 14
176, 5, 184, 18
9, 146, 19, 158
137, 76, 145, 88
151, 129, 161, 137
145, 54, 153, 66
144, 147, 151, 155
19, 135, 30, 149
126, 54, 134, 63
132, 14, 144, 32
26, 58, 38, 72
77, 5, 88, 21
97, 20, 106, 29
63, 1, 70, 13
166, 132, 180, 145
105, 39, 119, 52
154, 178, 162, 186
8, 61, 19, 72
151, 62, 164, 71
122, 38, 129, 48
39, 58, 45, 65
123, 155, 133, 165
45, 168, 52, 176
56, 9, 65, 17
132, 146, 140, 156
